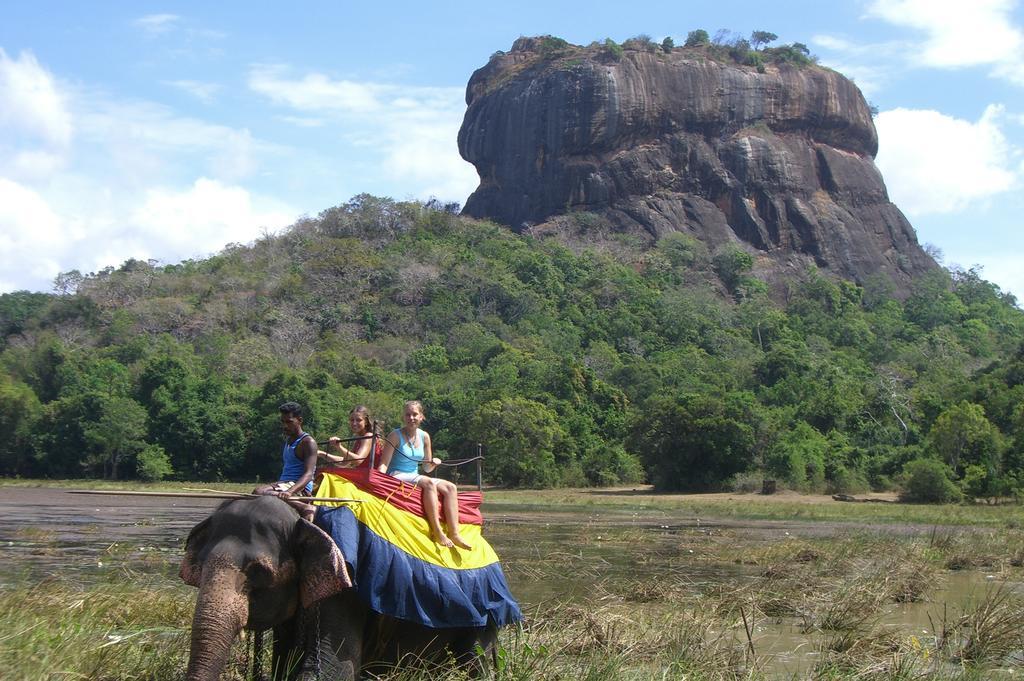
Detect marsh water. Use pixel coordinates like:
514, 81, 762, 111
0, 487, 1017, 677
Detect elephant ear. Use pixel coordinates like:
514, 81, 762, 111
179, 516, 212, 587
293, 518, 351, 609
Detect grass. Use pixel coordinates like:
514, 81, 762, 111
1, 481, 1023, 679
0, 572, 194, 681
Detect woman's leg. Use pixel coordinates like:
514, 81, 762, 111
437, 480, 472, 549
416, 478, 453, 547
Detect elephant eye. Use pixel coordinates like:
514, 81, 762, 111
244, 560, 275, 589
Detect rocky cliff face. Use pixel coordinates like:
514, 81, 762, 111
458, 37, 935, 289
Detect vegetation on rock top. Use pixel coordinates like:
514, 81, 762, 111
492, 29, 817, 74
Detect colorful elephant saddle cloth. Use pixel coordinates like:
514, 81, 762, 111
313, 467, 522, 629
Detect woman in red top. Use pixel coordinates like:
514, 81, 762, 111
319, 405, 381, 467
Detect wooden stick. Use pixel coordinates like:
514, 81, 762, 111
68, 490, 364, 503
183, 487, 252, 496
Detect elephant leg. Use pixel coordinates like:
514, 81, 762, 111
270, 618, 304, 680
363, 616, 497, 677
444, 623, 497, 676
297, 591, 365, 681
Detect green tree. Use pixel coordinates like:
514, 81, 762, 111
765, 421, 827, 491
899, 458, 962, 503
750, 31, 778, 49
600, 38, 624, 61
136, 444, 174, 481
712, 246, 754, 294
684, 29, 710, 47
635, 392, 757, 491
927, 401, 1002, 477
661, 36, 674, 52
0, 290, 51, 345
409, 344, 450, 373
904, 269, 967, 330
468, 397, 566, 487
0, 375, 42, 475
82, 396, 149, 479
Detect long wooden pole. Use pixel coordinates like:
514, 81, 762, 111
68, 490, 364, 503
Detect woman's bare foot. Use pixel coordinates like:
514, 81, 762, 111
449, 533, 472, 550
433, 530, 455, 548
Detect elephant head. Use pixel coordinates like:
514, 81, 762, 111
179, 496, 350, 681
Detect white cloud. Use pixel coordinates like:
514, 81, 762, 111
247, 65, 476, 201
381, 118, 478, 201
866, 0, 1024, 83
277, 115, 325, 128
76, 96, 274, 183
0, 49, 301, 293
135, 14, 180, 35
813, 35, 857, 52
949, 255, 1024, 302
129, 178, 296, 259
8, 150, 67, 179
811, 34, 913, 95
0, 178, 65, 287
0, 48, 72, 149
818, 59, 887, 97
0, 176, 297, 294
248, 65, 388, 114
875, 105, 1019, 215
164, 79, 221, 102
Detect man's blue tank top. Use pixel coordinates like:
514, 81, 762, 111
279, 432, 313, 494
386, 428, 424, 475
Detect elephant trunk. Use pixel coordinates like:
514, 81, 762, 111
186, 565, 249, 681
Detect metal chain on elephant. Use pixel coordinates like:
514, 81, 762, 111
252, 628, 264, 681
314, 602, 322, 679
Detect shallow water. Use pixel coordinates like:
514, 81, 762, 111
483, 503, 1024, 677
0, 487, 219, 584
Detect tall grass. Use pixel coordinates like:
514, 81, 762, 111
0, 572, 194, 680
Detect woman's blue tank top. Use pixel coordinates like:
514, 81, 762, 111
387, 428, 424, 475
279, 432, 313, 493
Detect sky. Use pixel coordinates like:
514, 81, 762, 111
1, 1, 1022, 300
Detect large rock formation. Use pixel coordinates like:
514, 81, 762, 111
458, 37, 935, 289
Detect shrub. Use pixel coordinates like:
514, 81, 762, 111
537, 35, 571, 59
600, 38, 624, 61
730, 470, 765, 493
136, 444, 173, 482
827, 465, 870, 495
749, 31, 778, 49
408, 344, 449, 373
712, 245, 754, 293
766, 421, 827, 492
961, 463, 1001, 501
623, 34, 657, 52
661, 36, 674, 52
764, 43, 815, 66
899, 459, 963, 504
728, 39, 752, 64
684, 29, 710, 47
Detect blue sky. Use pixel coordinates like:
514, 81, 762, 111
1, 1, 1022, 300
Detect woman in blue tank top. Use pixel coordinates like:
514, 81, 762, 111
379, 400, 471, 550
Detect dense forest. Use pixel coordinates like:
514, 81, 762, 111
1, 196, 1022, 501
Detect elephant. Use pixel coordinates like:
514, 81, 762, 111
180, 495, 497, 681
